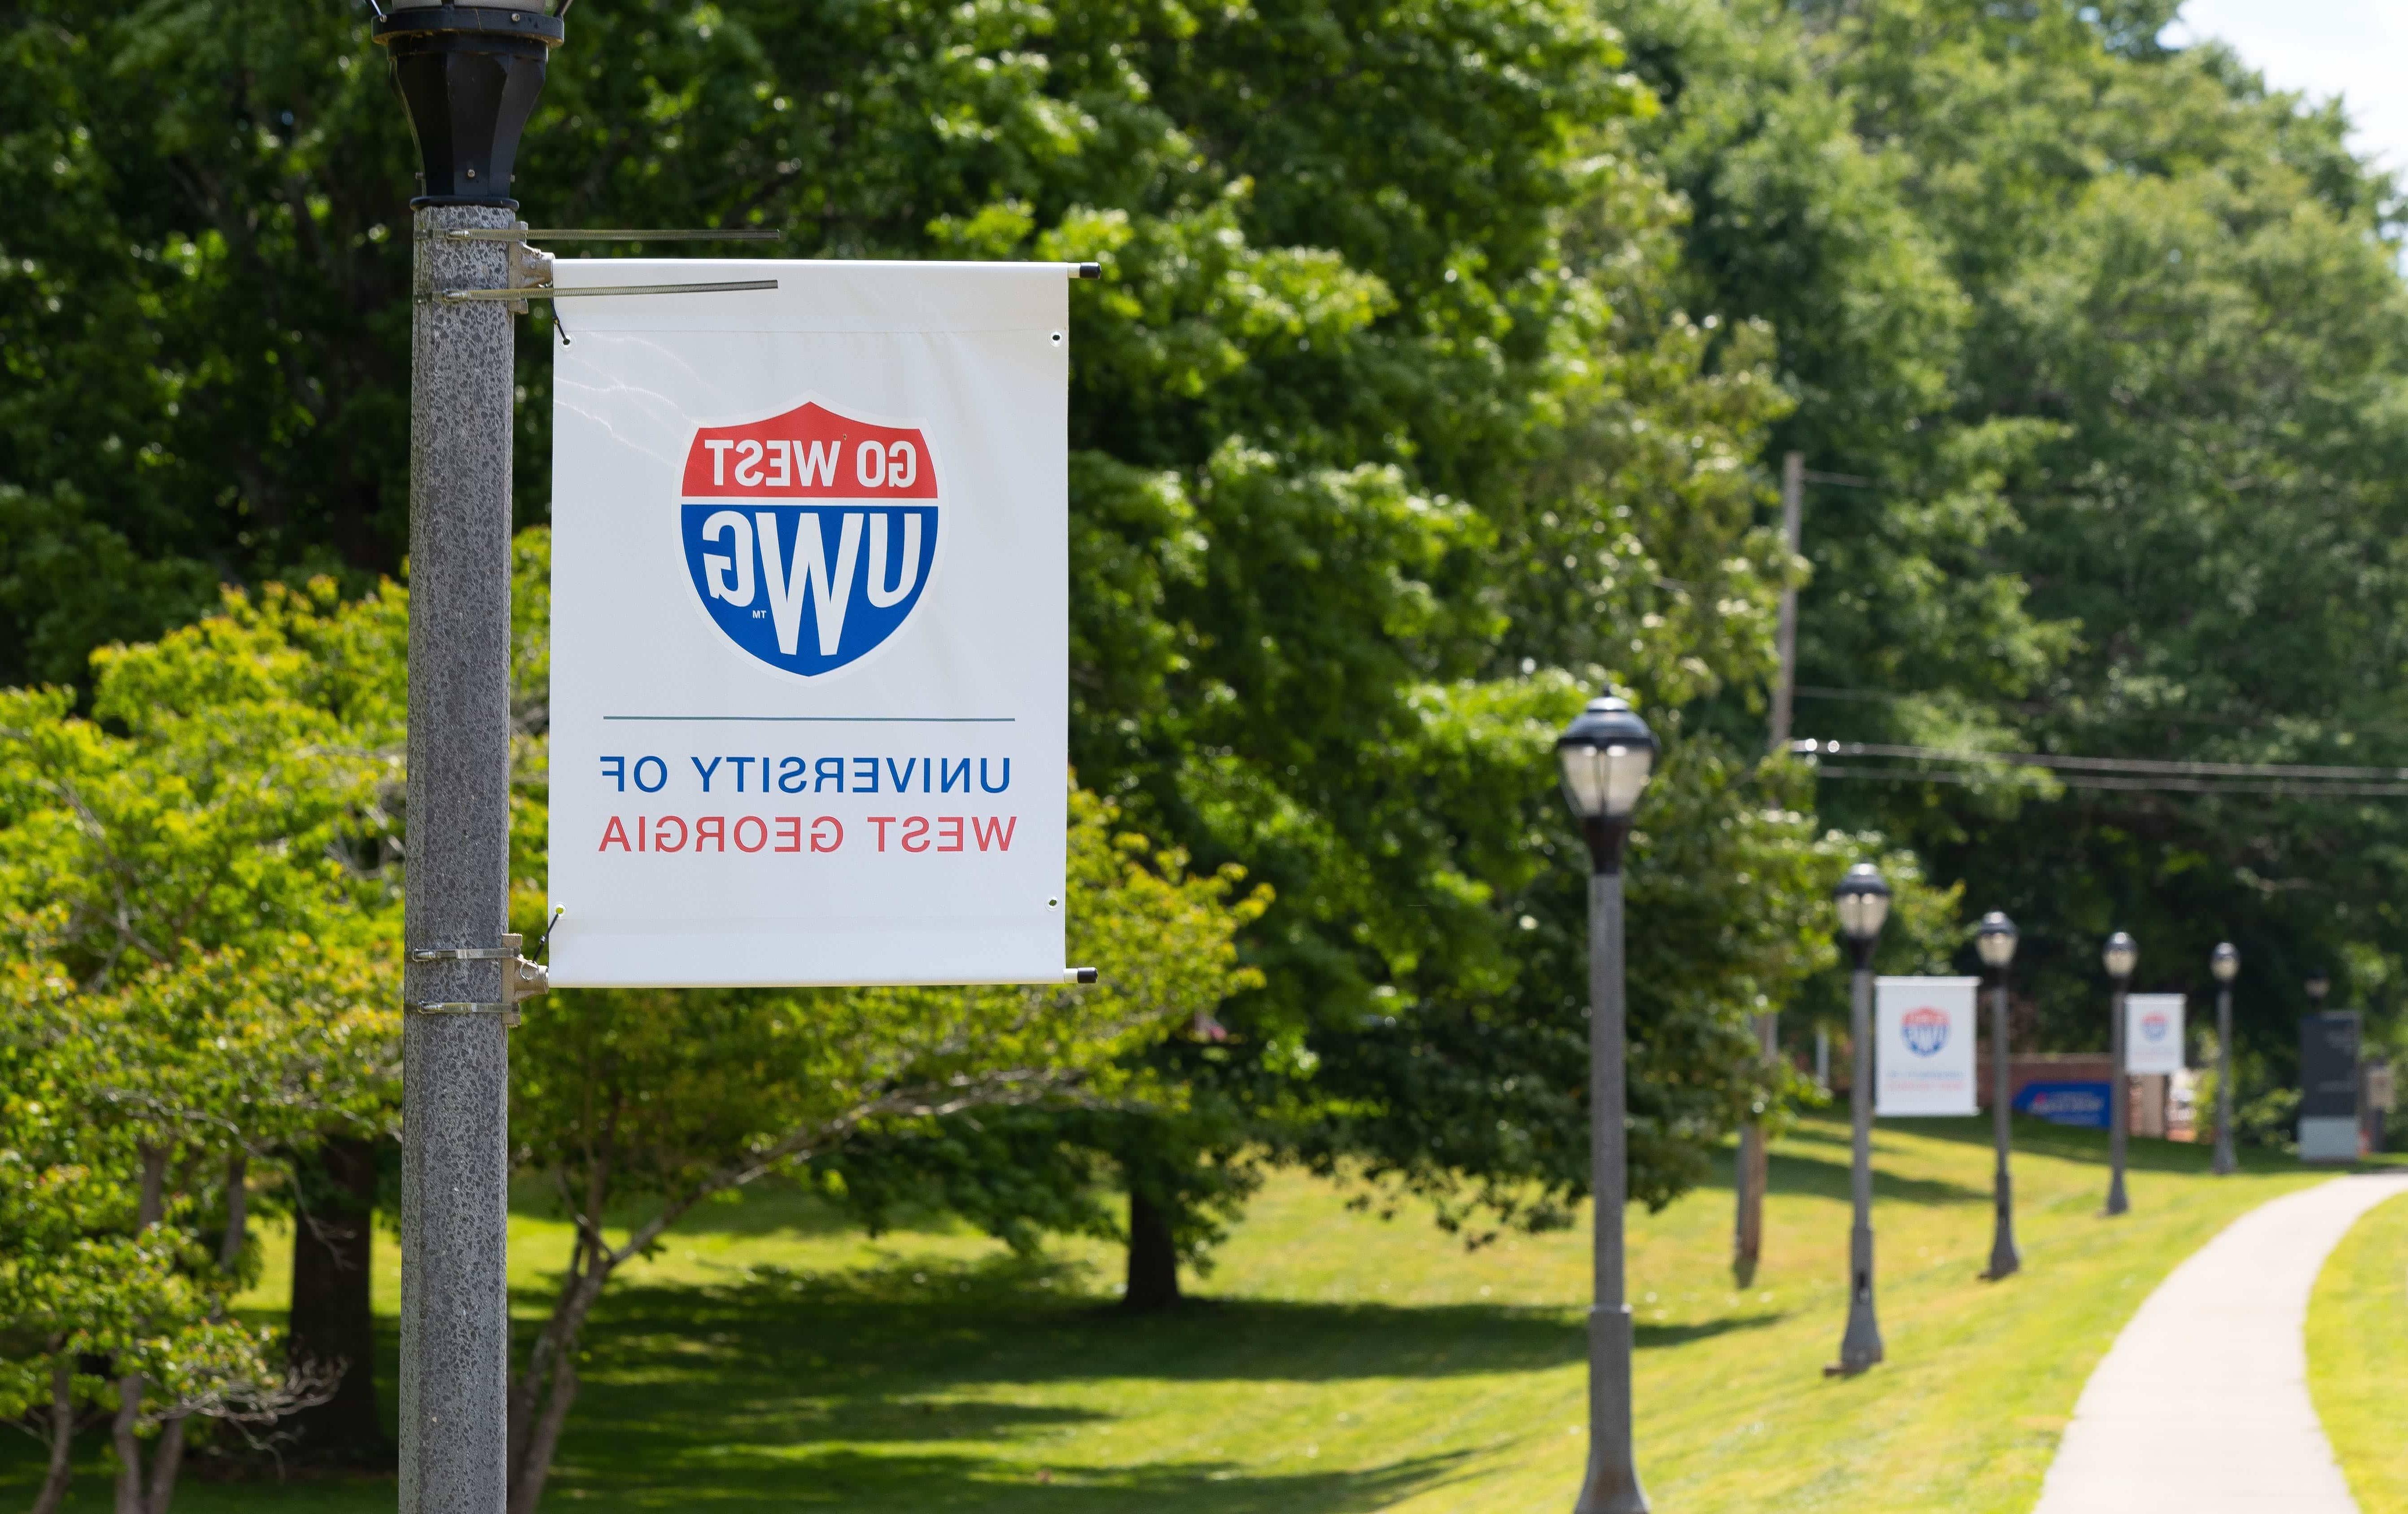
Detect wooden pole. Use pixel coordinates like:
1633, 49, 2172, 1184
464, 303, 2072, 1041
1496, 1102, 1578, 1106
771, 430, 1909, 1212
1735, 452, 1806, 1284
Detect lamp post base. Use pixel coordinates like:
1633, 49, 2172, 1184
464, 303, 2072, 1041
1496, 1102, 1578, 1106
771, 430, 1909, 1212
1831, 1278, 1883, 1376
1572, 1304, 1648, 1514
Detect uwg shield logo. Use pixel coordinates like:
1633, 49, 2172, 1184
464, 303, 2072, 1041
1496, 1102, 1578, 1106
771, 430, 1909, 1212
2141, 1011, 2171, 1043
680, 401, 939, 677
1901, 1006, 1949, 1058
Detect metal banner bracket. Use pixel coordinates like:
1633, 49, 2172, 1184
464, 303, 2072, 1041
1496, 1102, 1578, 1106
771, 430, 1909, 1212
406, 931, 550, 1025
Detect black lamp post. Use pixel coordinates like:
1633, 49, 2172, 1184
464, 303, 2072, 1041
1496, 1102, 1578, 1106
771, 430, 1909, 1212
2307, 968, 2331, 1009
1556, 696, 1659, 1514
1829, 863, 1892, 1376
2103, 931, 2137, 1216
1976, 912, 2019, 1279
2211, 943, 2239, 1175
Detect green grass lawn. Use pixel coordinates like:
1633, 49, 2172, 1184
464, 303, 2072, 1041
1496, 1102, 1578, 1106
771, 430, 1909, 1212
1, 1114, 2342, 1511
2310, 1186, 2408, 1514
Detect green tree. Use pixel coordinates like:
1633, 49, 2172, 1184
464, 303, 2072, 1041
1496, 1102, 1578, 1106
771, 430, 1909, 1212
4, 0, 1927, 1309
0, 582, 404, 1507
1618, 0, 2408, 1079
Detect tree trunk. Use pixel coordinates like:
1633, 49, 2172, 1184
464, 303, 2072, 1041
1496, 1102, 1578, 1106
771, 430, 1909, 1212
505, 1355, 578, 1514
111, 1378, 144, 1514
32, 1354, 74, 1514
507, 1249, 616, 1514
1123, 1190, 1181, 1312
143, 1421, 186, 1514
282, 1138, 391, 1467
114, 1145, 170, 1514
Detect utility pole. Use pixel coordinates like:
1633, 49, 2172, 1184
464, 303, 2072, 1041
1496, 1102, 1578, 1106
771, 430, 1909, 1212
1768, 450, 1805, 756
374, 6, 562, 1510
1735, 451, 1805, 1283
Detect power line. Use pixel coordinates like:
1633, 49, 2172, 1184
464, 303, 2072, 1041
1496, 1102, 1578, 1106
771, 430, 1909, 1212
1794, 740, 2408, 783
1792, 683, 2408, 739
1811, 764, 2408, 799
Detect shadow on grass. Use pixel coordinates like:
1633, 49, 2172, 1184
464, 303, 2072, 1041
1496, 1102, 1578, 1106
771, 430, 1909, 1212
1771, 1111, 2313, 1184
551, 1251, 1591, 1390
1760, 1146, 1985, 1206
541, 1445, 1482, 1512
1889, 1114, 2320, 1176
508, 1177, 972, 1241
1636, 1312, 1782, 1348
504, 1251, 1555, 1511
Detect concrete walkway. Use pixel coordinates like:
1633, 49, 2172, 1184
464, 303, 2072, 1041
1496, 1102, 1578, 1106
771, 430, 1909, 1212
2031, 1172, 2408, 1514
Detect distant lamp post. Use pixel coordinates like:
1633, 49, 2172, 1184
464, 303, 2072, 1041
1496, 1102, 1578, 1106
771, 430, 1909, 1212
2102, 932, 2137, 1216
1976, 912, 2020, 1279
1555, 696, 1658, 1514
1828, 863, 1892, 1376
2211, 944, 2240, 1175
2307, 968, 2331, 1008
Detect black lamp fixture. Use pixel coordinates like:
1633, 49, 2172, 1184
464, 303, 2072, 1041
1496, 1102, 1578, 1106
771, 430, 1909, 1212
1832, 864, 1893, 967
373, 2, 568, 205
1556, 696, 1659, 875
1976, 911, 2018, 972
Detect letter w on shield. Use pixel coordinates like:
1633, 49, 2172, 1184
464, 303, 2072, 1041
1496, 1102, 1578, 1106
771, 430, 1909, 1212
756, 511, 863, 656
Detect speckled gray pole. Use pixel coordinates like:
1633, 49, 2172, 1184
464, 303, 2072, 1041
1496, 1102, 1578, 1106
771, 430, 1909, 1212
1987, 974, 2019, 1279
2213, 984, 2238, 1175
1835, 952, 1883, 1373
2106, 985, 2130, 1215
399, 202, 518, 1514
1576, 866, 1648, 1514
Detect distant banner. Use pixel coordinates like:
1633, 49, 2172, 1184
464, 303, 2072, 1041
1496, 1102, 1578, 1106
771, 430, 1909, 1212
2124, 993, 2186, 1076
1876, 977, 1979, 1117
2015, 1081, 2110, 1129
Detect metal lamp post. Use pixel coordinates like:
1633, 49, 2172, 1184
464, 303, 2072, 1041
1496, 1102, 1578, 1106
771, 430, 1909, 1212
371, 5, 565, 1511
2211, 943, 2239, 1175
2308, 968, 2331, 1010
1555, 696, 1659, 1514
1976, 912, 2019, 1279
2103, 932, 2137, 1216
1829, 863, 1892, 1376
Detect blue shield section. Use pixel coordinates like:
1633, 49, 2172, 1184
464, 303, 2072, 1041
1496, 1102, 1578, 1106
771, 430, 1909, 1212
682, 503, 939, 677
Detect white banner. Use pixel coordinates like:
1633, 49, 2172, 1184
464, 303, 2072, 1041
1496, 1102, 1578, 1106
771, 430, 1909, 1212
1876, 977, 1979, 1116
2125, 993, 2187, 1076
546, 259, 1073, 987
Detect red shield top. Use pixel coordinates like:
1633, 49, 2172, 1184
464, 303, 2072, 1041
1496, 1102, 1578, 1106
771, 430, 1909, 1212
681, 401, 938, 499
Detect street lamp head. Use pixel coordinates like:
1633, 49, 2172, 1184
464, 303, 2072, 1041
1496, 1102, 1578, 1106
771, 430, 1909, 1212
1832, 863, 1892, 947
374, 2, 567, 205
1975, 911, 2019, 970
1555, 697, 1658, 823
2307, 968, 2331, 1005
1556, 697, 1657, 875
2102, 931, 2137, 984
2211, 942, 2239, 984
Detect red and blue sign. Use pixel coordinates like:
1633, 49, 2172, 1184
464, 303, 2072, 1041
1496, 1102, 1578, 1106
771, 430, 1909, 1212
680, 401, 940, 678
2014, 1081, 2111, 1129
1901, 1005, 1950, 1057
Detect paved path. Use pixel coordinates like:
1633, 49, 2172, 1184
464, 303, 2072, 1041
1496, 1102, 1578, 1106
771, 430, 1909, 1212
2032, 1172, 2408, 1514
